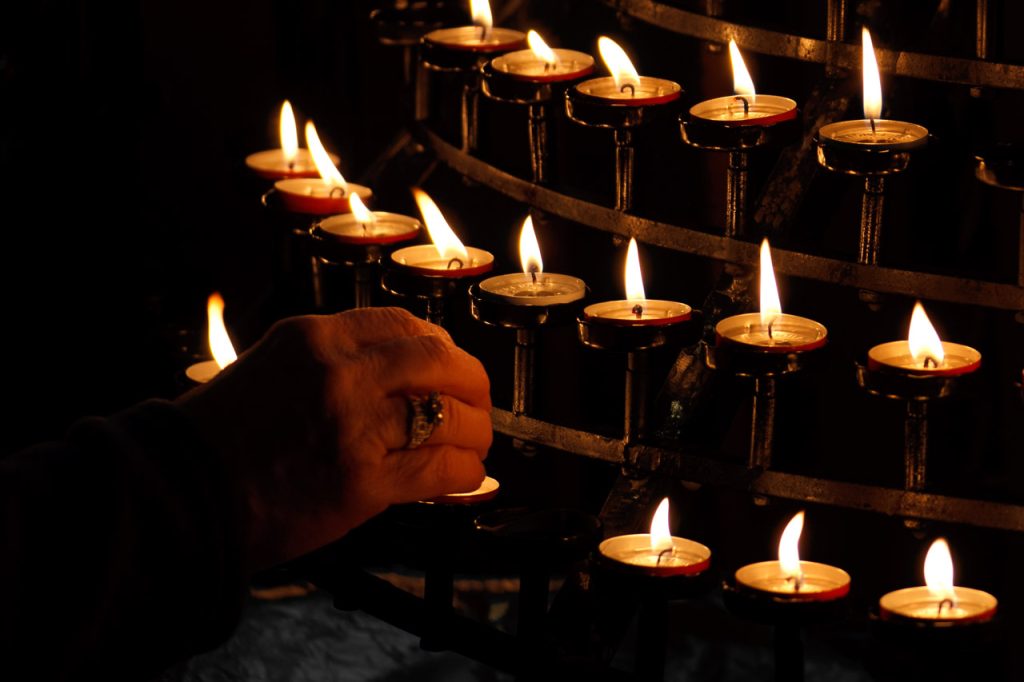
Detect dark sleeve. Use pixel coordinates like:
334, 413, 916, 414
0, 400, 247, 681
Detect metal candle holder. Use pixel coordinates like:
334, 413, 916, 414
469, 284, 585, 416
974, 145, 1024, 303
382, 248, 493, 326
578, 314, 700, 444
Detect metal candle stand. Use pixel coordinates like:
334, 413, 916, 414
722, 577, 849, 682
565, 90, 681, 212
578, 315, 701, 445
681, 114, 798, 238
867, 609, 999, 681
469, 284, 585, 416
974, 145, 1024, 310
260, 187, 326, 312
369, 3, 460, 91
706, 342, 822, 471
382, 263, 485, 327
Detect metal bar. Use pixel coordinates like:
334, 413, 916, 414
426, 296, 445, 326
353, 263, 374, 309
749, 376, 776, 469
624, 351, 648, 444
725, 151, 748, 238
601, 0, 1024, 91
976, 0, 989, 61
825, 0, 846, 77
421, 128, 1024, 310
613, 127, 635, 212
490, 408, 1024, 532
904, 400, 929, 491
527, 103, 548, 184
859, 176, 885, 266
513, 328, 536, 416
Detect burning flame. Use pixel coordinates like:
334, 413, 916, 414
279, 100, 298, 163
625, 237, 646, 302
305, 121, 348, 192
349, 193, 373, 225
519, 215, 543, 275
759, 238, 782, 328
470, 0, 492, 36
650, 497, 674, 555
527, 30, 559, 66
908, 301, 945, 367
729, 40, 755, 98
597, 37, 640, 93
778, 511, 805, 584
412, 188, 470, 264
862, 28, 882, 121
924, 538, 957, 607
206, 293, 237, 370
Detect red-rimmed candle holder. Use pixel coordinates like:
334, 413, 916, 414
383, 244, 495, 326
271, 178, 374, 216
707, 313, 827, 470
579, 301, 699, 444
309, 211, 421, 309
245, 148, 339, 181
481, 47, 595, 184
420, 26, 527, 151
565, 77, 682, 212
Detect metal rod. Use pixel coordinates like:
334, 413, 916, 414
749, 376, 776, 470
624, 351, 648, 444
513, 328, 536, 417
426, 296, 445, 327
527, 103, 549, 185
613, 127, 635, 213
976, 0, 989, 61
421, 564, 454, 651
353, 263, 374, 309
636, 598, 668, 682
310, 256, 325, 311
825, 0, 846, 76
774, 625, 804, 682
460, 79, 481, 152
904, 400, 929, 491
725, 151, 749, 238
415, 61, 430, 122
859, 175, 886, 266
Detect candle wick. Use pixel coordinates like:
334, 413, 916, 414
937, 597, 954, 616
447, 257, 464, 270
329, 186, 347, 199
632, 303, 644, 319
287, 160, 295, 171
479, 25, 491, 42
544, 62, 551, 72
923, 356, 939, 369
789, 573, 805, 592
733, 95, 750, 117
870, 118, 877, 136
656, 548, 672, 566
620, 83, 635, 97
767, 319, 775, 340
529, 269, 538, 284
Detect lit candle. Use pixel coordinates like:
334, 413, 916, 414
817, 29, 928, 152
734, 511, 851, 601
488, 30, 594, 83
421, 0, 526, 55
583, 238, 691, 325
390, 188, 495, 277
598, 498, 712, 577
476, 215, 586, 305
571, 37, 681, 106
715, 239, 827, 351
867, 302, 981, 376
688, 40, 797, 127
185, 292, 238, 384
312, 193, 421, 246
879, 538, 997, 622
272, 121, 373, 215
245, 101, 339, 180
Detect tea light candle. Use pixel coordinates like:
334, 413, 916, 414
185, 292, 237, 385
688, 41, 796, 127
488, 30, 594, 83
867, 302, 982, 377
715, 239, 827, 351
879, 539, 997, 623
572, 36, 681, 106
273, 121, 372, 215
390, 188, 494, 277
245, 101, 338, 180
599, 498, 711, 577
477, 215, 585, 305
583, 238, 691, 326
818, 29, 927, 153
421, 0, 525, 55
735, 512, 851, 601
313, 194, 421, 246
424, 475, 501, 505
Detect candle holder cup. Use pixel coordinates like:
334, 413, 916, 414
383, 250, 493, 327
867, 609, 999, 682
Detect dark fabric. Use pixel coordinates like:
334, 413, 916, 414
0, 400, 246, 681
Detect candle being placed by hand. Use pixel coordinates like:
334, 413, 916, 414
688, 40, 796, 127
245, 101, 338, 180
867, 302, 981, 376
599, 498, 711, 576
879, 538, 997, 622
273, 121, 372, 214
185, 293, 238, 384
583, 238, 691, 325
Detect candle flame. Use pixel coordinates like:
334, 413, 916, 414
519, 215, 543, 275
862, 28, 882, 121
778, 511, 805, 583
625, 237, 646, 302
759, 238, 782, 328
597, 37, 640, 92
729, 40, 755, 98
924, 538, 957, 607
305, 121, 348, 192
908, 301, 945, 367
412, 188, 470, 264
207, 293, 237, 370
650, 497, 673, 555
279, 100, 298, 163
527, 30, 559, 66
349, 193, 373, 224
470, 0, 492, 35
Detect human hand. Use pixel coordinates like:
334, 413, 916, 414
176, 308, 492, 569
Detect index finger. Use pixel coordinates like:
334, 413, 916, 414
322, 307, 452, 350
